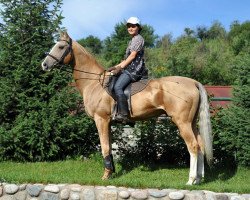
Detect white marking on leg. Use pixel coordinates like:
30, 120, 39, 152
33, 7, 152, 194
186, 152, 197, 185
198, 150, 204, 177
195, 150, 204, 184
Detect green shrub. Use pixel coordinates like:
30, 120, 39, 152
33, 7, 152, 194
0, 88, 99, 161
112, 118, 189, 168
211, 55, 250, 167
0, 0, 99, 161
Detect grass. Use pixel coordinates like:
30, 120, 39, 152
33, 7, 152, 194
0, 157, 249, 194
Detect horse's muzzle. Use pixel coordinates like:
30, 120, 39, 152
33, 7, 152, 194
41, 61, 50, 71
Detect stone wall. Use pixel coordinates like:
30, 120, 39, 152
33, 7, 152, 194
0, 183, 249, 200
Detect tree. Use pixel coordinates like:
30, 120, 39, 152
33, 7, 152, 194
184, 27, 195, 37
112, 119, 189, 167
196, 26, 209, 41
165, 24, 235, 85
190, 36, 235, 85
207, 21, 227, 39
166, 36, 199, 78
228, 21, 250, 55
212, 54, 250, 166
77, 35, 103, 54
145, 34, 172, 78
0, 0, 98, 161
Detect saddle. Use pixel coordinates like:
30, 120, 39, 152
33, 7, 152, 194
104, 76, 150, 118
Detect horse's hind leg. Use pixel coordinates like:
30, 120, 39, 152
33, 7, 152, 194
176, 121, 200, 185
193, 122, 205, 183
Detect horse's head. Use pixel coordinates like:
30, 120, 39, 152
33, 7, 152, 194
42, 31, 73, 71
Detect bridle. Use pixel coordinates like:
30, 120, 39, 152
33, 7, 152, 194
45, 38, 109, 85
45, 38, 103, 76
46, 38, 73, 66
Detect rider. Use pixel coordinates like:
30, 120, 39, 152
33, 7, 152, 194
107, 17, 147, 122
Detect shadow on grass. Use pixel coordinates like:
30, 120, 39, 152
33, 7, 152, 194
113, 152, 188, 179
113, 153, 237, 184
203, 161, 237, 183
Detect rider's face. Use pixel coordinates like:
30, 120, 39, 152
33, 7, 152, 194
127, 23, 139, 36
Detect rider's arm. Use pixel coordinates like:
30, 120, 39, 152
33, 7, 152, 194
116, 51, 137, 69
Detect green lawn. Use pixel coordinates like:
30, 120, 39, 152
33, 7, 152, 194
0, 159, 249, 194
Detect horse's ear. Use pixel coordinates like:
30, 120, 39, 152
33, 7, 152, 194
59, 30, 70, 39
59, 30, 64, 38
64, 31, 70, 39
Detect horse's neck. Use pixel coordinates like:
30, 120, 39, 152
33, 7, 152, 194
72, 41, 104, 89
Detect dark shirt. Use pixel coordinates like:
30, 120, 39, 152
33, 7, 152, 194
124, 34, 147, 81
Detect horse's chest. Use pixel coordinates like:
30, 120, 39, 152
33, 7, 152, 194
83, 96, 95, 117
83, 91, 101, 116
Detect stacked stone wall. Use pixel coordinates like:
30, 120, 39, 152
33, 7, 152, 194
0, 183, 250, 200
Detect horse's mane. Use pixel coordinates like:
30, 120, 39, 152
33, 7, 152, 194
75, 41, 104, 70
76, 42, 93, 57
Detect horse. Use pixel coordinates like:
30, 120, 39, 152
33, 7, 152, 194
41, 31, 213, 185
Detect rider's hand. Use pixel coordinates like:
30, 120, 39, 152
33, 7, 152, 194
106, 66, 117, 72
111, 66, 122, 75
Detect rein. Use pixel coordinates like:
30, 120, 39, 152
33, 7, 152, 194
59, 66, 109, 88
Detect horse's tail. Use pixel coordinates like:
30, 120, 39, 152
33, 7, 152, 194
197, 82, 213, 166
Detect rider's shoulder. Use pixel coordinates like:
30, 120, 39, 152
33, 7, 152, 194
132, 34, 144, 42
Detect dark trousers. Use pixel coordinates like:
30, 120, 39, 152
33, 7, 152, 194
113, 72, 132, 97
113, 72, 132, 117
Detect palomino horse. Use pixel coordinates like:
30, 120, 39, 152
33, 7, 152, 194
41, 31, 213, 185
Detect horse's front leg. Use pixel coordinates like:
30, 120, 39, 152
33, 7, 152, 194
94, 115, 115, 180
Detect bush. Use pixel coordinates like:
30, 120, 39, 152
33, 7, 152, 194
0, 0, 99, 162
0, 88, 99, 161
112, 118, 189, 168
211, 54, 250, 167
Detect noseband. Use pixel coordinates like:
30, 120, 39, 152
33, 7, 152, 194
46, 38, 73, 65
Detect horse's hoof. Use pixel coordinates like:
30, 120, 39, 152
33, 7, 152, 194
193, 178, 201, 185
101, 168, 112, 180
186, 180, 193, 185
186, 178, 201, 185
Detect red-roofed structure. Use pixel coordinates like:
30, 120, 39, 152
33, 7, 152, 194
205, 86, 232, 108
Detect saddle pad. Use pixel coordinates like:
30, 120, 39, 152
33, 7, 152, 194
103, 76, 150, 99
129, 79, 150, 96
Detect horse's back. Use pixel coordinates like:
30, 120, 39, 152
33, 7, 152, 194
149, 76, 199, 97
163, 76, 198, 87
130, 76, 200, 119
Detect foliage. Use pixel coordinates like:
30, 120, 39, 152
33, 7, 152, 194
112, 118, 189, 167
228, 21, 250, 55
165, 35, 235, 85
212, 54, 250, 167
77, 35, 103, 54
167, 36, 199, 77
144, 34, 172, 78
0, 0, 99, 161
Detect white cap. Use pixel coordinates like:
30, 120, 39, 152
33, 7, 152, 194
127, 17, 141, 25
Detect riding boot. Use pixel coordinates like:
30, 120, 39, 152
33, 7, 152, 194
116, 95, 129, 122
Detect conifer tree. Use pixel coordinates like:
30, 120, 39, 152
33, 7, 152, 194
0, 0, 98, 161
212, 22, 250, 166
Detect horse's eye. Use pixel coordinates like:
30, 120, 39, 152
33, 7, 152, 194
59, 45, 64, 49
